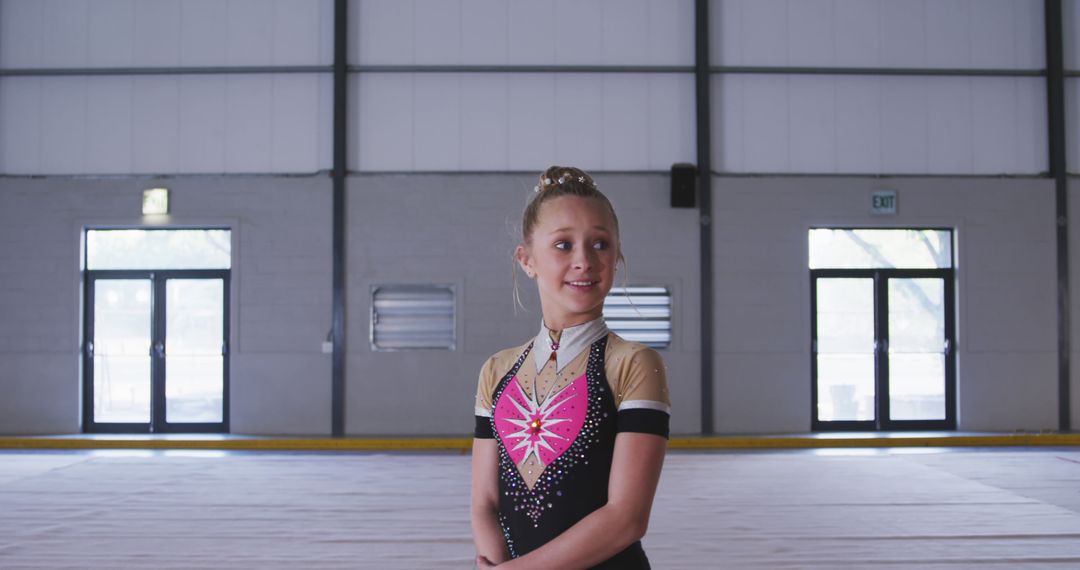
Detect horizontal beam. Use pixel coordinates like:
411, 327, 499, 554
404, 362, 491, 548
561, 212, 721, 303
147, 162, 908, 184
713, 65, 1046, 77
354, 65, 1044, 77
349, 64, 694, 74
1, 65, 1049, 79
709, 171, 1051, 179
0, 65, 331, 77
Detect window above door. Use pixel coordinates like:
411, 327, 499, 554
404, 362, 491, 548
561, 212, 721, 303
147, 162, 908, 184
86, 229, 231, 270
809, 228, 953, 270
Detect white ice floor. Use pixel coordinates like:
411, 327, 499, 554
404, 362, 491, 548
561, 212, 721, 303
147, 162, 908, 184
1, 449, 1079, 569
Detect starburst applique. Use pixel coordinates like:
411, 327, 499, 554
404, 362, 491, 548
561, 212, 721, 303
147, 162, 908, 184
494, 374, 587, 468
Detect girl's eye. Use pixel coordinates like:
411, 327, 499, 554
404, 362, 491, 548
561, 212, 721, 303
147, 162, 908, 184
593, 240, 608, 250
554, 241, 571, 251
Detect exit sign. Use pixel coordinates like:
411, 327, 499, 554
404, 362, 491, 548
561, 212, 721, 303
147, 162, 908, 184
872, 190, 897, 215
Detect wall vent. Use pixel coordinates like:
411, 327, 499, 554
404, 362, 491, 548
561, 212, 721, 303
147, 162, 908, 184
603, 286, 672, 349
371, 285, 455, 350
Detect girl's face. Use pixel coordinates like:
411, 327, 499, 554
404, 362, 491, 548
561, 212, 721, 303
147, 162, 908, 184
517, 196, 619, 330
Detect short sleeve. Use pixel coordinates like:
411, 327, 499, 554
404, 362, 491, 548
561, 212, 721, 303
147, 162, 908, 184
609, 343, 671, 438
473, 356, 497, 439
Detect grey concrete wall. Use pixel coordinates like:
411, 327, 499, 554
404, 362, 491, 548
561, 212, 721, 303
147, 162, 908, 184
0, 173, 1068, 435
0, 176, 332, 434
714, 176, 1058, 433
345, 173, 701, 435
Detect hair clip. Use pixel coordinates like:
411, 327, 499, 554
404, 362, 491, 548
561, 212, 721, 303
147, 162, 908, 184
557, 175, 568, 184
533, 185, 540, 193
544, 178, 553, 185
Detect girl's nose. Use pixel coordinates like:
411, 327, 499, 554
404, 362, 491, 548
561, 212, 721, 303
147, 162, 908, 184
573, 248, 595, 270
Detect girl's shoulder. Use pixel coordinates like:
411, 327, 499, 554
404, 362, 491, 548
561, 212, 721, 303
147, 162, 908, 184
480, 339, 534, 378
604, 331, 665, 366
604, 332, 671, 412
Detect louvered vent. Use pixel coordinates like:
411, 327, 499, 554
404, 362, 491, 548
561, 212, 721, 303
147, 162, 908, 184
371, 285, 455, 350
603, 286, 672, 349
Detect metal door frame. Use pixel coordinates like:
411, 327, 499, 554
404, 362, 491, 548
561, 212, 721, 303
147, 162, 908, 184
83, 269, 230, 433
811, 268, 956, 431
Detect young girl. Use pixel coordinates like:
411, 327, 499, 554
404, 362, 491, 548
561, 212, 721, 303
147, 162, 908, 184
471, 166, 671, 569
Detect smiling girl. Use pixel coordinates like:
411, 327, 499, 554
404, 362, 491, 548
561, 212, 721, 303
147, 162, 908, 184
471, 166, 671, 569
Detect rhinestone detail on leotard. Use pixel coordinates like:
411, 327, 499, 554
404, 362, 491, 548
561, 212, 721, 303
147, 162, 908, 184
491, 338, 608, 541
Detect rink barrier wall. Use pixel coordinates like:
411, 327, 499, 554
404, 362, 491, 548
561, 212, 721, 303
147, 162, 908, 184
0, 433, 1078, 452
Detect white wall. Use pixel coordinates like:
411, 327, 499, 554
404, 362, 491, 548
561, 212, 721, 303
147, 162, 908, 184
713, 176, 1058, 433
352, 0, 694, 66
0, 0, 1058, 177
0, 74, 333, 175
349, 0, 696, 172
344, 173, 701, 435
0, 173, 1064, 435
0, 0, 334, 176
352, 73, 695, 172
714, 75, 1047, 175
0, 0, 334, 68
714, 0, 1044, 69
0, 0, 1073, 435
0, 176, 333, 434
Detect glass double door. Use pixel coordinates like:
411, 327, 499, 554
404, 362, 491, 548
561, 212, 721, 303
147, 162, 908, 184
812, 269, 955, 430
84, 270, 229, 433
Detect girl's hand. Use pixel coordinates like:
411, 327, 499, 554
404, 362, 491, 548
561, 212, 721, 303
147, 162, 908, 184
476, 555, 499, 569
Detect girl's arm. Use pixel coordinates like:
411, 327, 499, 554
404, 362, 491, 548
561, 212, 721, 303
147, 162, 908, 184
471, 438, 510, 565
487, 432, 667, 570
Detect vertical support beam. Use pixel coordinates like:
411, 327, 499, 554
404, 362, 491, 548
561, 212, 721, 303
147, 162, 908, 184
1046, 0, 1071, 431
331, 0, 348, 437
695, 0, 715, 434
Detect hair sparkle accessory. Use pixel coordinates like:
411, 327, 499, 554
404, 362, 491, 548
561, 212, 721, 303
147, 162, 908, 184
533, 171, 598, 193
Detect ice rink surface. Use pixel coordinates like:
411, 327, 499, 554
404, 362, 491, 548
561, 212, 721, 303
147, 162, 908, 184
1, 448, 1079, 569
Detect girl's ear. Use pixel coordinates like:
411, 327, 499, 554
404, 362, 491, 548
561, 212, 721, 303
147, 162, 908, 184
515, 244, 534, 278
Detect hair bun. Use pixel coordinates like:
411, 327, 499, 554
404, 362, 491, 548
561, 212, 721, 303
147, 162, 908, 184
534, 166, 596, 193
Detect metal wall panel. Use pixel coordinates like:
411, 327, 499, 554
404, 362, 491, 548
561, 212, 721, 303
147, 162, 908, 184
1065, 78, 1080, 172
713, 75, 1047, 174
352, 0, 694, 66
713, 0, 1044, 70
0, 0, 334, 68
352, 73, 695, 171
0, 74, 331, 175
1063, 0, 1080, 69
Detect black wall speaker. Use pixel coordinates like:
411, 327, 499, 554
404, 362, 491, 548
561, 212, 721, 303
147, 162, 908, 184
671, 163, 697, 208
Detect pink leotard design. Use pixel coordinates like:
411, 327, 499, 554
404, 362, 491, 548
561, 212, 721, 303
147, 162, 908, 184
493, 373, 587, 467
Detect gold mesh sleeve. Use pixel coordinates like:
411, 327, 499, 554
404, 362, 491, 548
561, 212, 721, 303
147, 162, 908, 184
607, 340, 671, 413
474, 356, 497, 418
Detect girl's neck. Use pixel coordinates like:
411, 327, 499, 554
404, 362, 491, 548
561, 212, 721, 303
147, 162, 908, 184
542, 311, 603, 334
